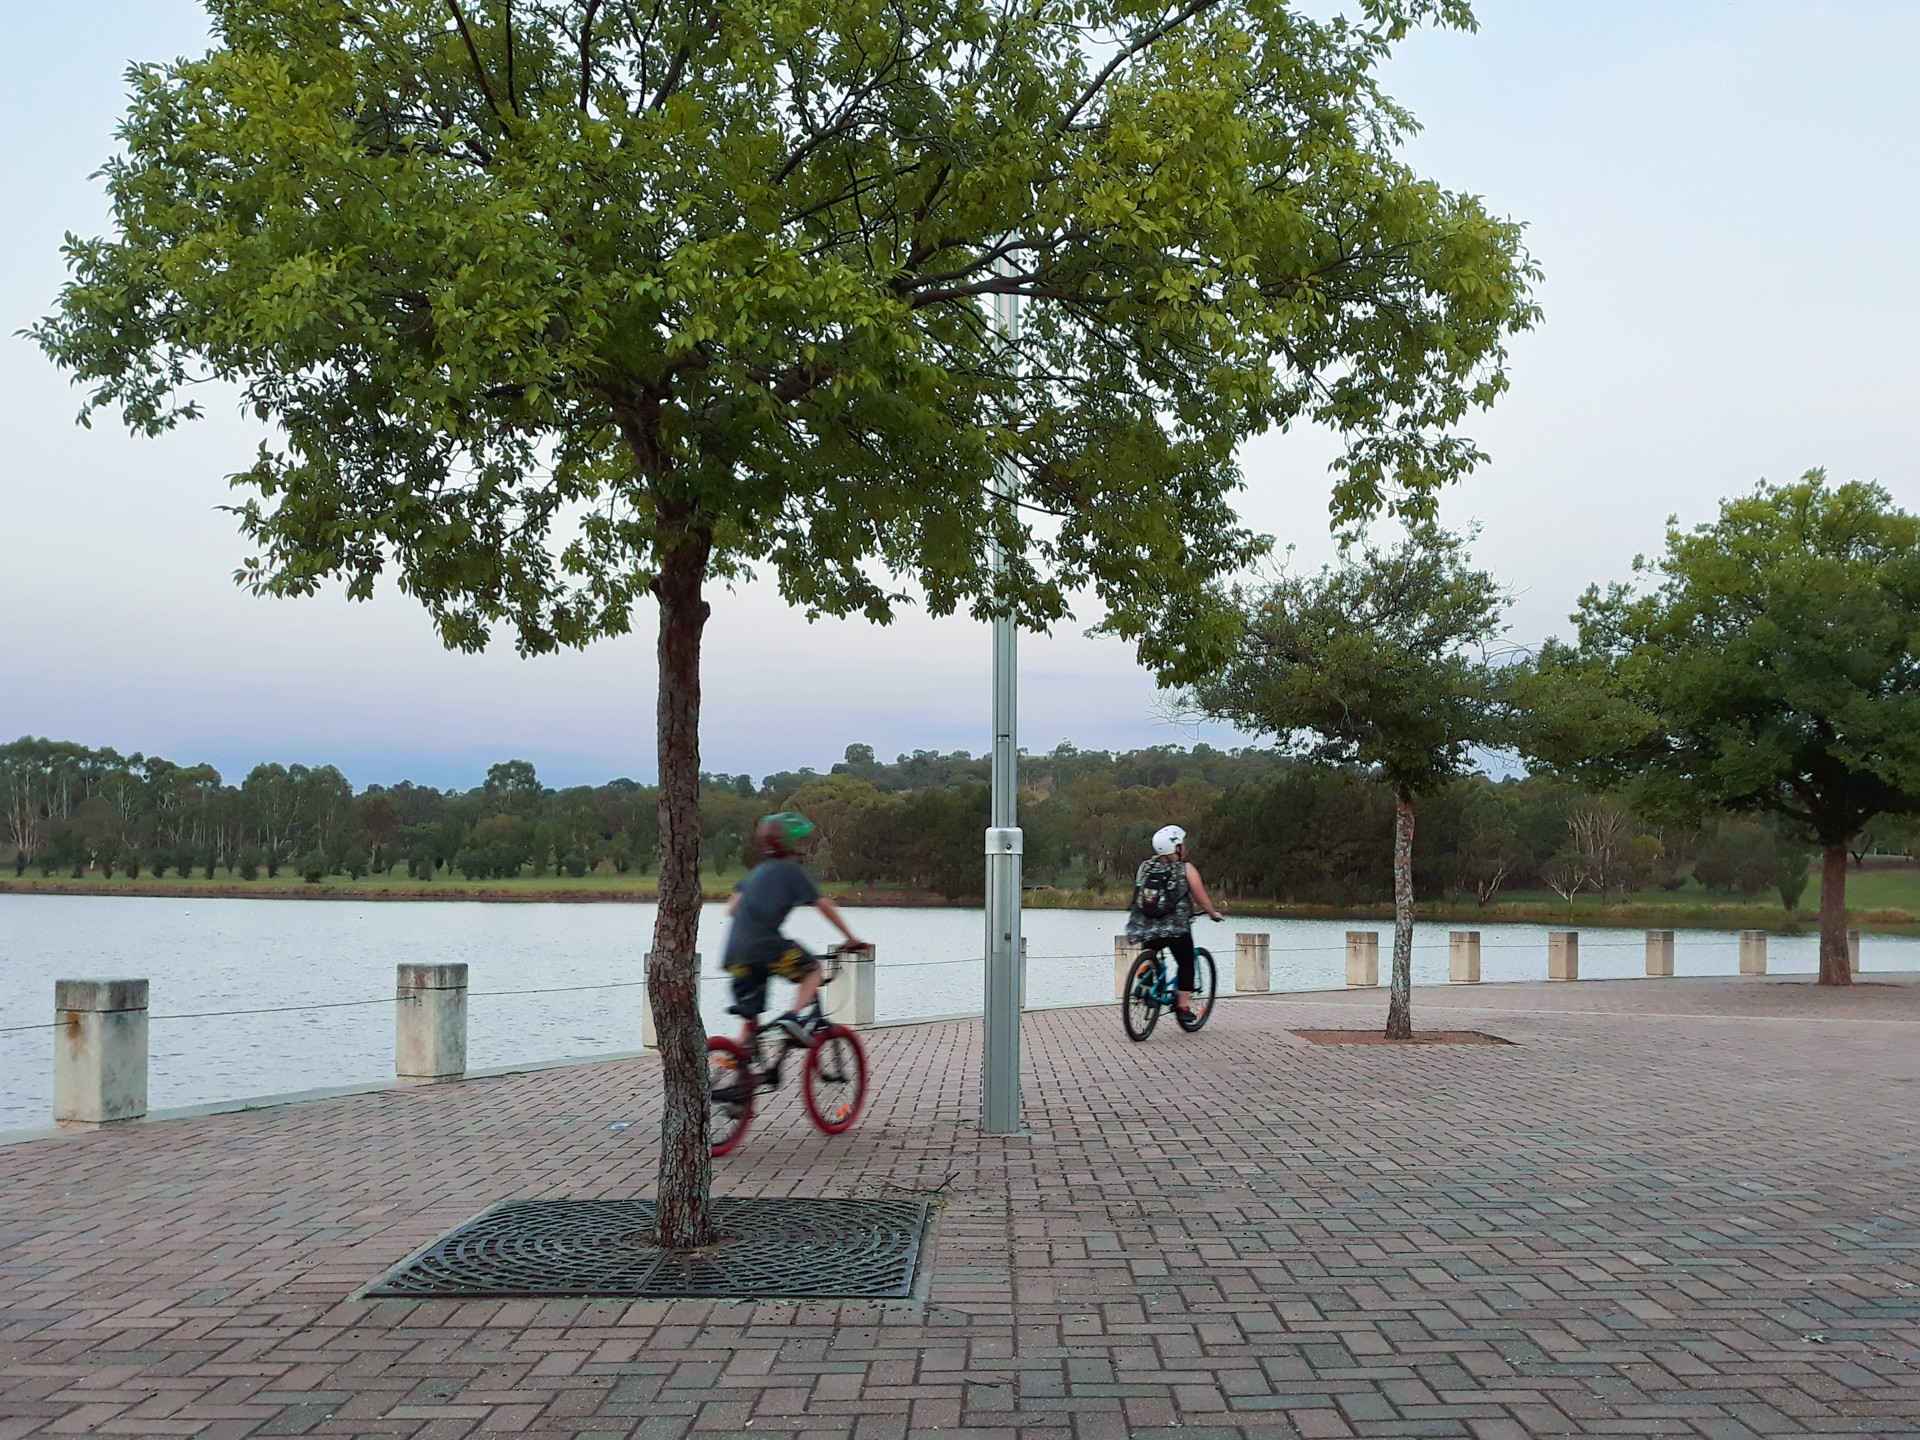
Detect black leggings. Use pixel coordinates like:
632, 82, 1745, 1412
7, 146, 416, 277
1147, 933, 1197, 992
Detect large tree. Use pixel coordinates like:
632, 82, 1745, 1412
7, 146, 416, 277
1192, 527, 1511, 1037
1518, 472, 1920, 985
35, 0, 1535, 1243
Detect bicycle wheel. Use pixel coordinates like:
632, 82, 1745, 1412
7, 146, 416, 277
802, 1024, 868, 1134
1123, 951, 1162, 1042
1176, 947, 1217, 1032
707, 1036, 756, 1157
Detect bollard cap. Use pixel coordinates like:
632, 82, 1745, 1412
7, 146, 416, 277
55, 979, 148, 1013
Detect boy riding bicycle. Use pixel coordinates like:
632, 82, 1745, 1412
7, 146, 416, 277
722, 812, 867, 1058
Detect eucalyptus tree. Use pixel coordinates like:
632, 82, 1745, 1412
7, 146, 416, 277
36, 0, 1536, 1243
1193, 527, 1512, 1038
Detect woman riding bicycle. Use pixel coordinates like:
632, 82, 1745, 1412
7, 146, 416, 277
1126, 825, 1224, 1026
722, 811, 867, 1048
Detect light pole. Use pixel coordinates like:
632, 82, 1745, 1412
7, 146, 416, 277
981, 280, 1024, 1136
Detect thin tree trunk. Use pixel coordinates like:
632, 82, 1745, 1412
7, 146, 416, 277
648, 519, 714, 1248
1818, 842, 1852, 987
1386, 792, 1414, 1040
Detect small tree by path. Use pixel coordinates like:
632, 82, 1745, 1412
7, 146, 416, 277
1519, 472, 1920, 985
33, 0, 1535, 1242
1193, 528, 1511, 1038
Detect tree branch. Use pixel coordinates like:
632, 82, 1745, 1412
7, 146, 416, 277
446, 0, 506, 123
1055, 0, 1229, 133
652, 42, 691, 108
579, 0, 602, 112
503, 0, 520, 117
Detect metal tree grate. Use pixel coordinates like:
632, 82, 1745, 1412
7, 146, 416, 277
366, 1197, 932, 1300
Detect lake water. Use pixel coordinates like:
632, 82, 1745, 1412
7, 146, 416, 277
1, 895, 1910, 1131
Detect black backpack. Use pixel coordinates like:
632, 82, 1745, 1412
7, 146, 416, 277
1134, 858, 1185, 921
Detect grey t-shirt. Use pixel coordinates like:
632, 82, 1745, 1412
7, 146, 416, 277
724, 859, 821, 967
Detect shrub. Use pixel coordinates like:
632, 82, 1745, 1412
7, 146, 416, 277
454, 815, 535, 879
1773, 841, 1816, 912
299, 850, 328, 884
341, 844, 369, 880
563, 851, 588, 878
236, 848, 261, 881
1693, 819, 1773, 896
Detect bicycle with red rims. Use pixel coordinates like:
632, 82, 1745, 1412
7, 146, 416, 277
706, 943, 871, 1157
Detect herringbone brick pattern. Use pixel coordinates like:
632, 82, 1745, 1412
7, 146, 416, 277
1, 975, 1916, 1438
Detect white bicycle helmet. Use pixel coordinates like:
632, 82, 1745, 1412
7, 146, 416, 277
1151, 825, 1187, 855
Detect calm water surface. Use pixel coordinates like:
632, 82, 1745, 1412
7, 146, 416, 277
1, 895, 1909, 1129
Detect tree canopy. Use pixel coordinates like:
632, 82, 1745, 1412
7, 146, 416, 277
36, 0, 1536, 665
1193, 526, 1512, 797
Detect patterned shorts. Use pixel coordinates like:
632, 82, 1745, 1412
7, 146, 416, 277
724, 941, 820, 1017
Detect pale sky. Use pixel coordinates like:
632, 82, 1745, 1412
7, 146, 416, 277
3, 2, 1916, 789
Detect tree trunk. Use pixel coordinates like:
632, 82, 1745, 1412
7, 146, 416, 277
1817, 842, 1852, 987
1386, 792, 1414, 1040
648, 520, 715, 1247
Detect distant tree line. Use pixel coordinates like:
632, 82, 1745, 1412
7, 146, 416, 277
9, 733, 1907, 905
0, 743, 658, 886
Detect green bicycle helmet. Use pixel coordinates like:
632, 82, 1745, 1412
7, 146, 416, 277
755, 811, 816, 857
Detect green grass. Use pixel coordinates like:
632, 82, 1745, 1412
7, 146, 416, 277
0, 864, 922, 904
1809, 862, 1920, 914
7, 860, 1917, 935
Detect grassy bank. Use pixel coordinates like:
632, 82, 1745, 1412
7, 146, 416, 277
5, 863, 1919, 935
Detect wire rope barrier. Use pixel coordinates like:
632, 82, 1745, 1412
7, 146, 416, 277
0, 931, 1819, 1036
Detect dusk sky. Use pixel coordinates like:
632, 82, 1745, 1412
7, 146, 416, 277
4, 2, 1917, 791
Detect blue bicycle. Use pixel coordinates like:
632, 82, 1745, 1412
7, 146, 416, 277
1123, 944, 1217, 1041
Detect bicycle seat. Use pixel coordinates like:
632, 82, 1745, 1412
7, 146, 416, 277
725, 1000, 760, 1020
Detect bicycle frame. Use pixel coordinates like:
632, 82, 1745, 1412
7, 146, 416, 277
708, 944, 872, 1155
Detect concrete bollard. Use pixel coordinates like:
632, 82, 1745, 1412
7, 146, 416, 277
641, 952, 701, 1049
396, 963, 468, 1084
53, 979, 148, 1128
1114, 935, 1133, 1000
1548, 931, 1579, 981
1849, 929, 1861, 975
1646, 930, 1675, 977
1739, 930, 1768, 976
1345, 931, 1379, 987
1234, 933, 1271, 993
823, 947, 876, 1028
1449, 931, 1481, 984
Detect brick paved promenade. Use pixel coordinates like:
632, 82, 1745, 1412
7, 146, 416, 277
3, 976, 1917, 1439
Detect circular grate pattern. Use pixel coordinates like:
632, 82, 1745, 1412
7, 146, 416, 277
366, 1197, 932, 1299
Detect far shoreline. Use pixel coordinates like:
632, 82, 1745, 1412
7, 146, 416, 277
4, 875, 1916, 937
